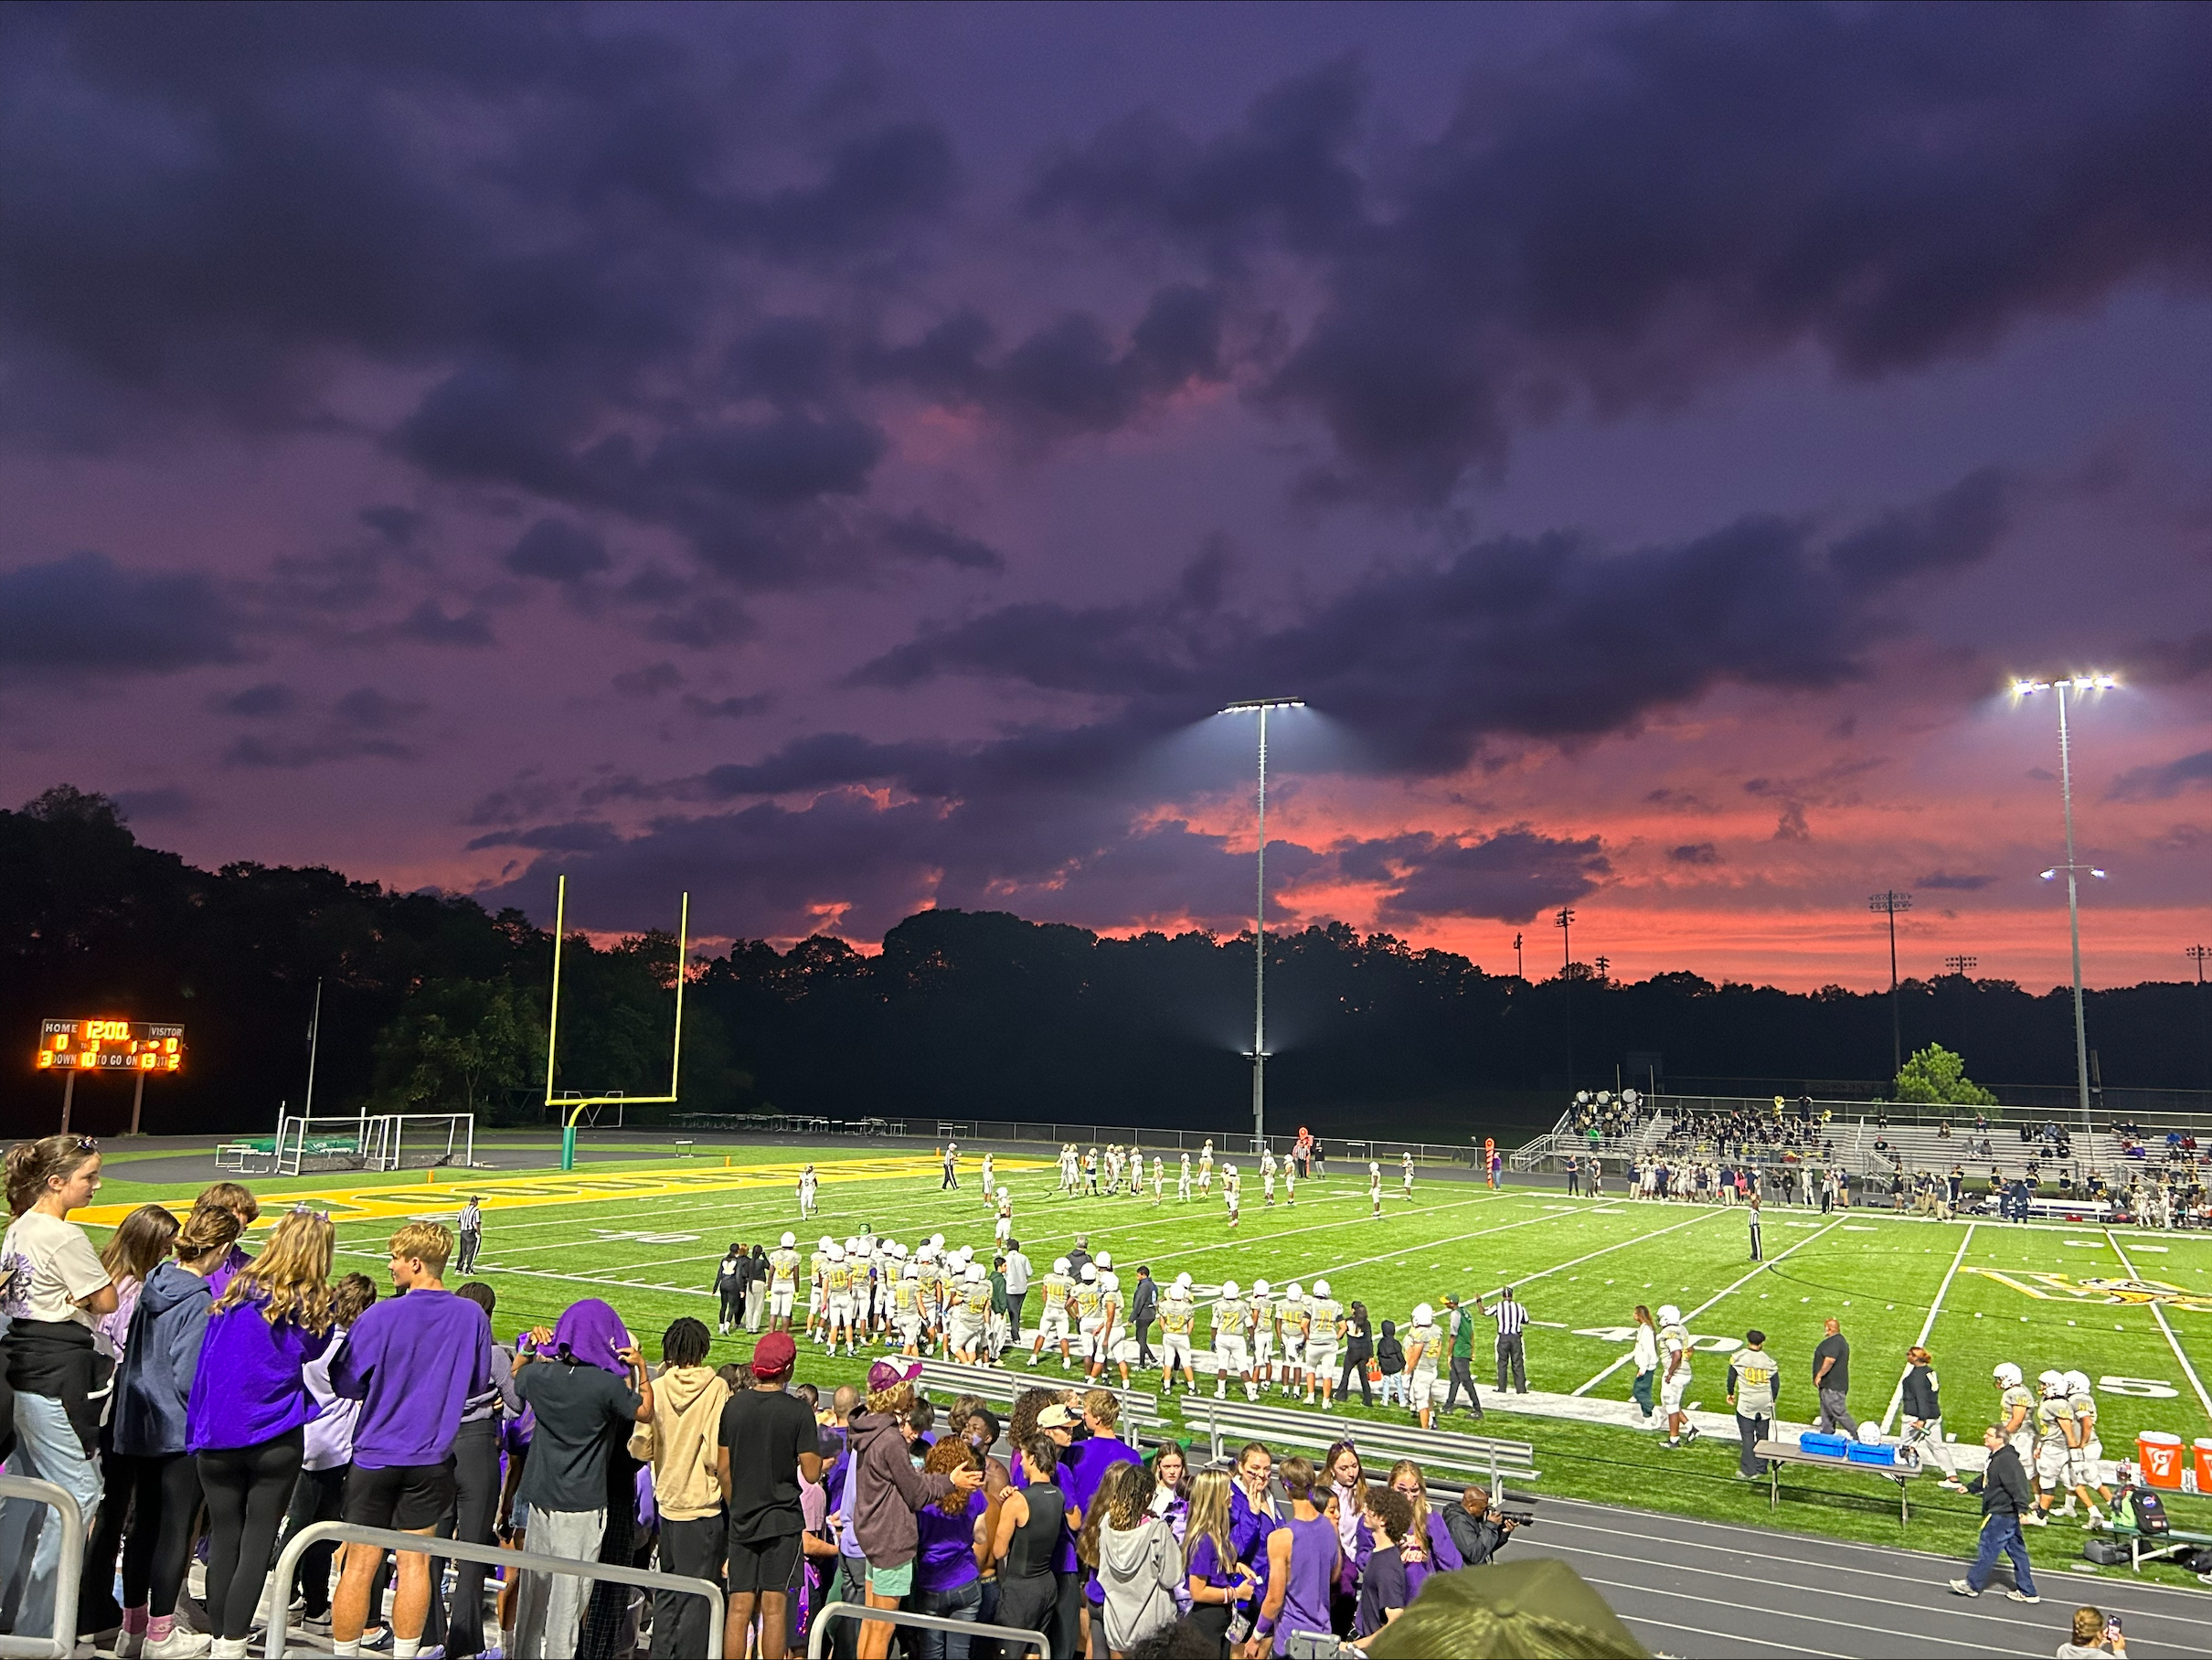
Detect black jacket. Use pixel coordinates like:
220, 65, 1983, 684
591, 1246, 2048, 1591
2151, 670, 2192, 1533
1441, 1506, 1510, 1566
1899, 1364, 1941, 1422
1981, 1445, 2032, 1517
1345, 1314, 1374, 1365
1131, 1276, 1158, 1325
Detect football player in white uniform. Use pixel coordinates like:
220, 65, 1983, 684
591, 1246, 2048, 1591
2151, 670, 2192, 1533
1248, 1280, 1276, 1392
1176, 1153, 1193, 1203
1994, 1362, 2035, 1469
1304, 1280, 1342, 1410
2061, 1371, 2111, 1523
1030, 1256, 1074, 1368
1261, 1148, 1277, 1207
1657, 1304, 1699, 1447
1212, 1281, 1252, 1399
768, 1231, 801, 1331
1224, 1164, 1241, 1229
1278, 1282, 1308, 1397
2026, 1370, 2075, 1527
1197, 1140, 1215, 1194
1405, 1304, 1444, 1429
1158, 1272, 1200, 1394
1401, 1152, 1415, 1198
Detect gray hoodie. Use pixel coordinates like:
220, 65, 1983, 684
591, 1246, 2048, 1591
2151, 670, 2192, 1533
1099, 1515, 1182, 1653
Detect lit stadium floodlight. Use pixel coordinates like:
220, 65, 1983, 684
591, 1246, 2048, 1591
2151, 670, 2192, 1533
2012, 672, 2120, 1134
1219, 698, 1305, 1153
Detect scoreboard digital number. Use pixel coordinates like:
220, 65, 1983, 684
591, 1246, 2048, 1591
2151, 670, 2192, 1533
38, 1018, 186, 1072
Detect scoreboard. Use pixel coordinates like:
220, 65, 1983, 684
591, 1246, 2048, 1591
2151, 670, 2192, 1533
38, 1018, 185, 1072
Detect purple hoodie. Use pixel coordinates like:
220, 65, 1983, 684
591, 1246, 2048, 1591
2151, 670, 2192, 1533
185, 1293, 332, 1453
331, 1287, 494, 1469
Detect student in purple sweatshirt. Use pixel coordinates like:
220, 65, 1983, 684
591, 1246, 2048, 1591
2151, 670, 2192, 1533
186, 1207, 337, 1659
326, 1221, 494, 1660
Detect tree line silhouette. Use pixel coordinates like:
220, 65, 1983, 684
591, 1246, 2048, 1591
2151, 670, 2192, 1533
5, 786, 2204, 1144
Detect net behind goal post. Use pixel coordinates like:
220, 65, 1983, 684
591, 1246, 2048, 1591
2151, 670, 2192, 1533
363, 1113, 476, 1173
273, 1114, 367, 1176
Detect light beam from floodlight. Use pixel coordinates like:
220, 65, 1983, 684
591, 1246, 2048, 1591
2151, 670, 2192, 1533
1219, 698, 1304, 1154
2012, 672, 2119, 1136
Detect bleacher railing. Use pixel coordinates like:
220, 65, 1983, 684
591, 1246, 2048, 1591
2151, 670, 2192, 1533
267, 1521, 725, 1659
0, 1474, 83, 1660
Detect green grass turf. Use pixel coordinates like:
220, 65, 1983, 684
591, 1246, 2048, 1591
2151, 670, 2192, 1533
82, 1149, 2212, 1590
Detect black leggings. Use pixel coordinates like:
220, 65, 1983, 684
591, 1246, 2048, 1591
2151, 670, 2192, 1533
197, 1429, 304, 1640
83, 1452, 202, 1620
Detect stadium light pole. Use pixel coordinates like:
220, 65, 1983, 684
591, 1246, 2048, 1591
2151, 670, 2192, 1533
2189, 944, 2211, 1091
1555, 907, 1576, 1091
2013, 673, 2117, 1139
1943, 954, 1977, 1056
1220, 697, 1304, 1155
1868, 890, 1912, 1080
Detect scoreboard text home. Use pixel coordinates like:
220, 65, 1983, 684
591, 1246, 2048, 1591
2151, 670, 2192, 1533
39, 1017, 186, 1072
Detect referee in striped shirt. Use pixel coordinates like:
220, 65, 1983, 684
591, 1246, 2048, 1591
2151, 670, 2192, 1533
1487, 1286, 1529, 1393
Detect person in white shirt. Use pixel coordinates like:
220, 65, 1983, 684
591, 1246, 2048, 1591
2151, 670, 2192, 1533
1657, 1304, 1699, 1448
2, 1135, 118, 1637
1176, 1154, 1193, 1203
1630, 1304, 1661, 1425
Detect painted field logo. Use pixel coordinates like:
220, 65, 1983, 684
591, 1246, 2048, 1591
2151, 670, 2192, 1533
1964, 1268, 2212, 1315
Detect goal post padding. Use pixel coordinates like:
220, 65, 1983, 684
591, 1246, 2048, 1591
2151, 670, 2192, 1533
363, 1112, 476, 1172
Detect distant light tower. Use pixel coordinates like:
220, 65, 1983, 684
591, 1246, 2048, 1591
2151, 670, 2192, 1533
1868, 890, 1913, 1078
1220, 697, 1304, 1153
1944, 953, 1978, 1055
1556, 907, 1576, 1090
2014, 673, 2117, 1134
2187, 945, 2210, 1091
1513, 931, 1524, 981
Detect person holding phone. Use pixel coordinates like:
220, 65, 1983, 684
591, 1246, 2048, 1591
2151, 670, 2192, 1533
2054, 1606, 2125, 1658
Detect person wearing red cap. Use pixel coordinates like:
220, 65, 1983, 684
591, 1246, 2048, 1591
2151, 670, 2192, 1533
716, 1332, 820, 1660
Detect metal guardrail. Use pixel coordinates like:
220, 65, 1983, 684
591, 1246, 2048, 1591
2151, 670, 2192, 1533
806, 1600, 1048, 1659
0, 1474, 84, 1660
266, 1520, 726, 1659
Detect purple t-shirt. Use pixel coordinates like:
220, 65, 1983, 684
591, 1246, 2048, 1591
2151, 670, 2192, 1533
1060, 1437, 1141, 1575
1271, 1514, 1338, 1657
330, 1287, 494, 1469
1187, 1533, 1240, 1591
912, 1490, 985, 1593
186, 1297, 332, 1452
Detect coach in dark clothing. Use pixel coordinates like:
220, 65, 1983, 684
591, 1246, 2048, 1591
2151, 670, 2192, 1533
1130, 1267, 1158, 1367
1066, 1236, 1092, 1280
1951, 1428, 2038, 1601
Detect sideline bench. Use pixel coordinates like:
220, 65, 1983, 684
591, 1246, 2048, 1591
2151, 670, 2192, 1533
1187, 1397, 1538, 1493
1754, 1439, 1926, 1525
916, 1357, 1167, 1442
2105, 1494, 2212, 1571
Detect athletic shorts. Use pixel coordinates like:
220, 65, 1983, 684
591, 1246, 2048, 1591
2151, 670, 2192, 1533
726, 1528, 803, 1594
867, 1559, 913, 1598
1107, 1326, 1138, 1365
343, 1458, 457, 1533
1252, 1334, 1275, 1364
1409, 1370, 1440, 1411
1037, 1308, 1069, 1340
2036, 1442, 2071, 1488
898, 1314, 924, 1346
828, 1295, 854, 1324
1660, 1372, 1690, 1414
1215, 1336, 1249, 1373
1305, 1341, 1338, 1377
770, 1288, 795, 1316
949, 1314, 983, 1354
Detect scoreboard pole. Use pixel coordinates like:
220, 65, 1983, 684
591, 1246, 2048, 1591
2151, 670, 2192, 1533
131, 1069, 146, 1135
60, 1069, 76, 1135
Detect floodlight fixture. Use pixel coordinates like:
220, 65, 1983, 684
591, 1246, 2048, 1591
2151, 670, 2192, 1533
2012, 670, 2122, 1135
1219, 697, 1306, 1152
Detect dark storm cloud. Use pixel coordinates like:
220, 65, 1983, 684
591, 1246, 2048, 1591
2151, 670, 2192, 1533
395, 600, 495, 647
505, 520, 611, 583
1668, 843, 1721, 866
222, 684, 424, 769
217, 682, 296, 718
879, 515, 1005, 573
1037, 7, 2212, 502
0, 551, 243, 681
1341, 828, 1611, 926
856, 473, 2008, 774
2106, 749, 2212, 803
1917, 871, 2000, 892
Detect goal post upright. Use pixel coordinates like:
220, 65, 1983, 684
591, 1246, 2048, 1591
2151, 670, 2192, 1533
544, 876, 688, 1171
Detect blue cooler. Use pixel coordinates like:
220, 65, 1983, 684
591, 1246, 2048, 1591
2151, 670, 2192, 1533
1799, 1432, 1850, 1458
1847, 1442, 1898, 1467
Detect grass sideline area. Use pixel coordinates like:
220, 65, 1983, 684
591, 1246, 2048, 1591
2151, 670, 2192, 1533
79, 1140, 2212, 1592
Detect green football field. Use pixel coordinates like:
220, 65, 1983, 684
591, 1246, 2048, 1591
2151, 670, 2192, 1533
83, 1142, 2212, 1582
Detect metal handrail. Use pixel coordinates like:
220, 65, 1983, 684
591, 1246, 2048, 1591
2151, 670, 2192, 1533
806, 1600, 1048, 1659
0, 1474, 84, 1660
265, 1520, 726, 1658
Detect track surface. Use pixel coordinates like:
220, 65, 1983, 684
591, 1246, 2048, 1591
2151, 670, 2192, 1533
1511, 1495, 2207, 1657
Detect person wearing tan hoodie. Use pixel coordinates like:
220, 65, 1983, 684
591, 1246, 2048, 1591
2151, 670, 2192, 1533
631, 1317, 730, 1660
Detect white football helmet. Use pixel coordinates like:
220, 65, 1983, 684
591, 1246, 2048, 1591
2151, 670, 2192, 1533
1994, 1362, 2023, 1388
2063, 1370, 2091, 1395
2038, 1369, 2068, 1395
902, 1262, 920, 1279
1286, 1282, 1303, 1300
1097, 1250, 1112, 1269
1412, 1303, 1434, 1325
1220, 1280, 1240, 1299
1313, 1280, 1331, 1298
781, 1231, 796, 1248
1656, 1305, 1682, 1326
1080, 1263, 1098, 1282
1175, 1272, 1193, 1290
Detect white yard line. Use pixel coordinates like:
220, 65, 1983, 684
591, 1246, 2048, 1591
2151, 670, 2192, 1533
1880, 1220, 1977, 1434
2104, 1229, 2212, 1425
1572, 1217, 1847, 1397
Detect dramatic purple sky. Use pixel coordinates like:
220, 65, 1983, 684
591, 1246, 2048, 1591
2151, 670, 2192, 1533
5, 2, 2209, 989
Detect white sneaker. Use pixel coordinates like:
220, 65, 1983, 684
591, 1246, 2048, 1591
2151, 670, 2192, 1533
1215, 1383, 1226, 1399
2020, 1511, 2047, 1527
143, 1631, 213, 1659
